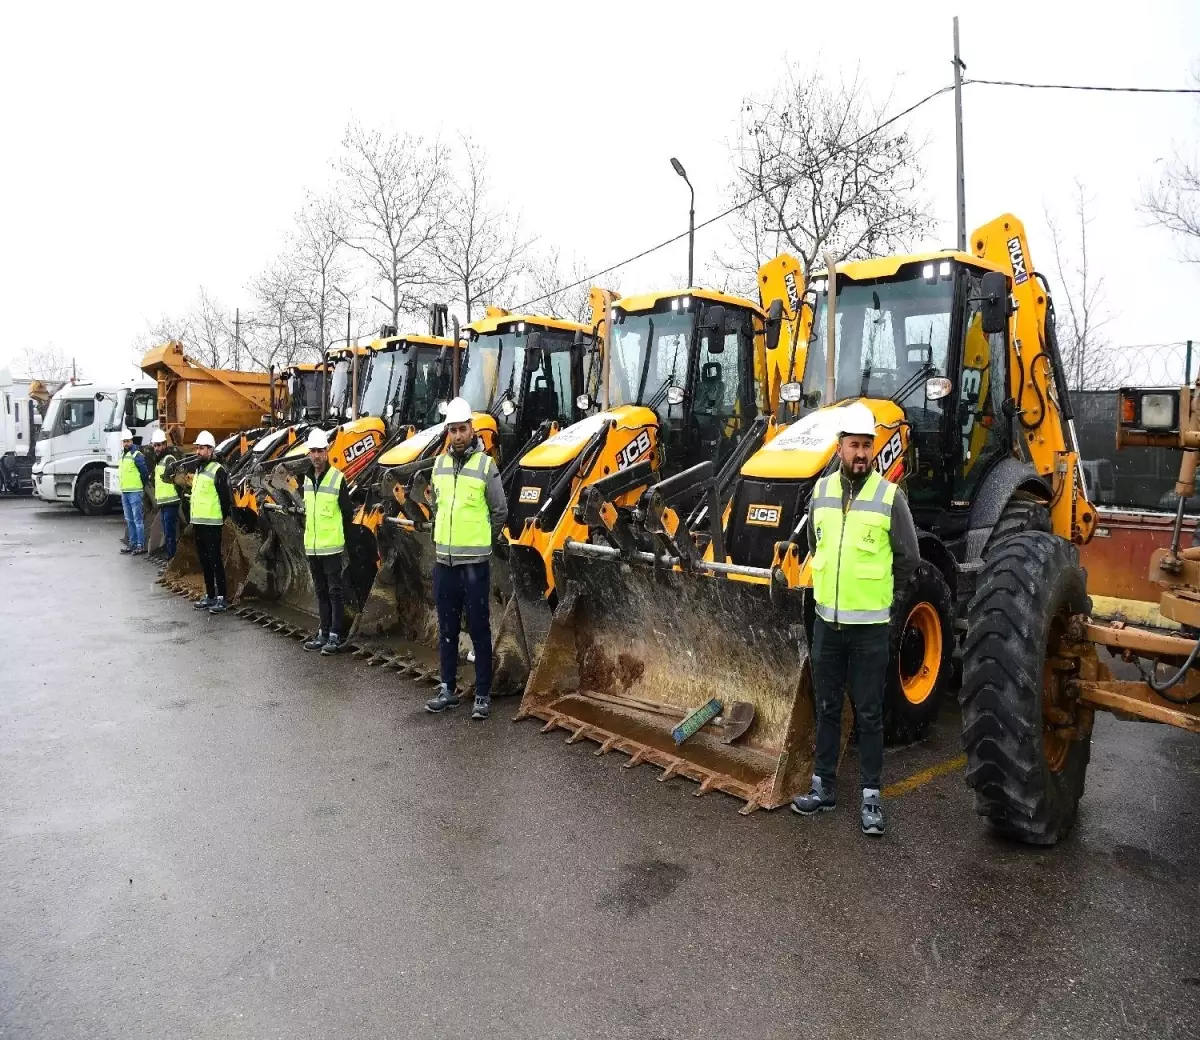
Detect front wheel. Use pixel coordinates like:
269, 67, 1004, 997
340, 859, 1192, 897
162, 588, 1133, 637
959, 531, 1092, 844
75, 470, 112, 516
884, 563, 954, 743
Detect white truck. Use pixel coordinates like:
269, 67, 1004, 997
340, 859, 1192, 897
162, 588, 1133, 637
32, 378, 158, 514
0, 368, 45, 494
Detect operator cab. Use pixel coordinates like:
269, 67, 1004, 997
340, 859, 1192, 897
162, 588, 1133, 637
607, 290, 762, 480
358, 334, 458, 431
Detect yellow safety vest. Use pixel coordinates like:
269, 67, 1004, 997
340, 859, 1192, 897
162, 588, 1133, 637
154, 457, 179, 505
810, 469, 897, 625
432, 449, 495, 563
191, 462, 224, 525
119, 450, 144, 493
303, 465, 346, 556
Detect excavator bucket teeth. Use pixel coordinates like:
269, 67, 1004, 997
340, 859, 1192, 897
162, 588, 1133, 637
348, 522, 534, 698
518, 549, 833, 811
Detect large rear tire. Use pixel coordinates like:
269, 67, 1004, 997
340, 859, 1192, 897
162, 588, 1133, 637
960, 531, 1092, 845
884, 563, 954, 744
983, 493, 1050, 558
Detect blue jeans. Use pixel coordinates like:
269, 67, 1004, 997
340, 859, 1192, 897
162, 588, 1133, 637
433, 561, 492, 699
121, 491, 145, 549
159, 503, 179, 560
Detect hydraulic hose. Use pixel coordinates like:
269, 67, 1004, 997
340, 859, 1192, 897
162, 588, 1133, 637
1137, 636, 1200, 704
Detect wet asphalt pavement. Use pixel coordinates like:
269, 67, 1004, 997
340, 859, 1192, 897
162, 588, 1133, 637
2, 498, 1198, 1040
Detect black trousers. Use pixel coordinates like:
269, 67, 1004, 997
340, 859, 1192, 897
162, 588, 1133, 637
194, 524, 227, 599
811, 616, 889, 790
309, 554, 345, 636
433, 561, 492, 699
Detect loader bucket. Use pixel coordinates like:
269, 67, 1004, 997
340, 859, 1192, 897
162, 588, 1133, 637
348, 517, 533, 696
158, 517, 255, 600
515, 546, 847, 813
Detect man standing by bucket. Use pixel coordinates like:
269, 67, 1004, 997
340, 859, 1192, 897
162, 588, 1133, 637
424, 397, 508, 721
149, 429, 180, 576
190, 430, 233, 615
790, 402, 919, 836
117, 429, 150, 556
299, 428, 354, 656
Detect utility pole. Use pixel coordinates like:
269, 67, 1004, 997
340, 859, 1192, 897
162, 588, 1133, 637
234, 307, 241, 370
953, 16, 967, 251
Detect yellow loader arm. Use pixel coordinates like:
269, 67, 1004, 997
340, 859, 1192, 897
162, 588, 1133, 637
971, 214, 1097, 544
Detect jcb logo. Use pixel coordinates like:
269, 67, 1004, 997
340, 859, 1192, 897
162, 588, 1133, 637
1006, 236, 1029, 285
518, 485, 541, 504
344, 433, 377, 462
746, 503, 781, 527
875, 430, 904, 477
616, 430, 653, 470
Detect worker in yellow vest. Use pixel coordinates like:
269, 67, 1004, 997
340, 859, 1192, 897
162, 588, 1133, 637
189, 430, 233, 615
117, 429, 149, 556
424, 397, 508, 720
149, 429, 180, 575
791, 402, 919, 836
300, 428, 354, 655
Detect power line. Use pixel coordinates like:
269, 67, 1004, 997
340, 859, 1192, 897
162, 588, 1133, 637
965, 77, 1200, 94
514, 83, 958, 311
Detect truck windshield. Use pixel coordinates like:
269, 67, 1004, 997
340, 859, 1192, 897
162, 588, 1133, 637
102, 391, 126, 432
357, 346, 448, 426
289, 369, 324, 420
803, 274, 954, 407
608, 310, 694, 419
37, 399, 61, 440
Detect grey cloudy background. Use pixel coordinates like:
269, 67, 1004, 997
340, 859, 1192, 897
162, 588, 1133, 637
1, 0, 1197, 382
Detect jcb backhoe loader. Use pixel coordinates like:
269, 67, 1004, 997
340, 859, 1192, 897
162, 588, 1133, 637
517, 214, 1101, 814
491, 257, 806, 699
345, 306, 605, 689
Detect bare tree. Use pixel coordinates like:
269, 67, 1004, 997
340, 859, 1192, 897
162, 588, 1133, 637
1045, 179, 1115, 391
244, 259, 308, 371
336, 122, 448, 330
523, 246, 617, 323
433, 136, 531, 322
720, 67, 934, 285
21, 344, 78, 383
293, 194, 350, 355
1140, 68, 1200, 263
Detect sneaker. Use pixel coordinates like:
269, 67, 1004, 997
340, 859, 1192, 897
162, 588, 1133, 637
791, 775, 837, 815
119, 545, 134, 555
207, 596, 229, 614
320, 633, 344, 656
192, 596, 214, 610
131, 546, 146, 556
861, 789, 886, 836
157, 566, 167, 577
425, 684, 460, 713
471, 695, 491, 720
303, 630, 327, 651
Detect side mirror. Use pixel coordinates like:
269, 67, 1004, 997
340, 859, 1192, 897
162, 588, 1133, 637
666, 385, 686, 407
979, 271, 1011, 336
764, 299, 784, 352
499, 396, 517, 418
780, 382, 803, 403
575, 393, 592, 411
94, 392, 105, 401
702, 305, 727, 353
437, 400, 449, 416
925, 377, 953, 401
526, 330, 544, 371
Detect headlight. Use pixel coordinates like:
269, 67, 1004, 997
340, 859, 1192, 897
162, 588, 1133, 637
1140, 393, 1176, 430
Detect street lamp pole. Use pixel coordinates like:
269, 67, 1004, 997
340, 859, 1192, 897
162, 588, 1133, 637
670, 157, 695, 287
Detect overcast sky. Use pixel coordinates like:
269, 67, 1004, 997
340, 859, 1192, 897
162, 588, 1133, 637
2, 0, 1197, 384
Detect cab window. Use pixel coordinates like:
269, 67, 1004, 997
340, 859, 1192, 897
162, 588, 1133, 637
58, 399, 95, 435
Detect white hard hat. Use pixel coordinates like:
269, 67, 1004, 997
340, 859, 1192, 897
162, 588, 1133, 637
444, 397, 473, 425
837, 402, 877, 438
119, 428, 133, 440
150, 429, 167, 445
305, 428, 330, 450
195, 430, 216, 448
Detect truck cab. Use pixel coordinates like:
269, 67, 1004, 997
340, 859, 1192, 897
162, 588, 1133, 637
0, 369, 45, 495
33, 378, 157, 514
102, 384, 161, 498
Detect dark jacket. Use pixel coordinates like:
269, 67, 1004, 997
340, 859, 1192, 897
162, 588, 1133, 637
807, 468, 920, 600
211, 463, 233, 520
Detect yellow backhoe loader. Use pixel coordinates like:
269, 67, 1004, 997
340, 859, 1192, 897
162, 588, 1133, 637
516, 214, 1104, 818
492, 257, 807, 697
345, 305, 606, 688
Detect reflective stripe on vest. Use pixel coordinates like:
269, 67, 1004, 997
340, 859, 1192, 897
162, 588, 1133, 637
119, 450, 144, 493
431, 450, 494, 561
810, 469, 897, 625
303, 465, 346, 556
154, 458, 179, 504
190, 462, 224, 525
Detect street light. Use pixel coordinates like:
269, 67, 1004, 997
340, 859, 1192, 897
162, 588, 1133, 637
332, 286, 355, 421
670, 157, 695, 288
